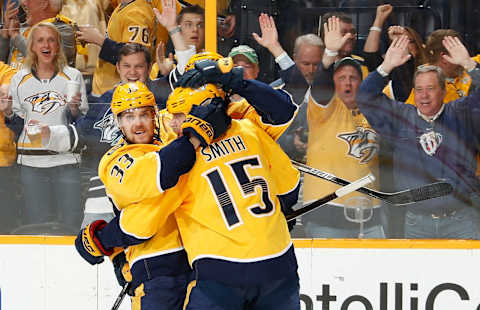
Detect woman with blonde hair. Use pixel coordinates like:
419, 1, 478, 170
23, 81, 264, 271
0, 22, 87, 234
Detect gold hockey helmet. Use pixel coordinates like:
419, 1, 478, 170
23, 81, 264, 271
184, 51, 224, 72
111, 81, 156, 116
166, 83, 225, 115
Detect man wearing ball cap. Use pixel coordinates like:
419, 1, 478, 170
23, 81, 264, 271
228, 44, 260, 80
300, 55, 384, 239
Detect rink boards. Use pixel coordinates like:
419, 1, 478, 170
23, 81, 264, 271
0, 236, 480, 310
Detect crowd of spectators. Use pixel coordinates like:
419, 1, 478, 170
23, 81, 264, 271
0, 0, 478, 239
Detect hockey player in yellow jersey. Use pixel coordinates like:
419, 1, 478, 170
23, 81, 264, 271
74, 81, 231, 309
163, 58, 301, 309
76, 53, 300, 308
91, 0, 156, 96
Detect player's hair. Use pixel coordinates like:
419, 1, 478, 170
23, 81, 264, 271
293, 34, 324, 56
319, 12, 354, 40
117, 43, 152, 66
425, 29, 461, 64
49, 0, 63, 13
414, 64, 446, 90
24, 22, 67, 72
177, 4, 204, 24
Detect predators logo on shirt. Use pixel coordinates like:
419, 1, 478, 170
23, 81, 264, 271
337, 127, 378, 163
25, 90, 66, 115
94, 108, 122, 145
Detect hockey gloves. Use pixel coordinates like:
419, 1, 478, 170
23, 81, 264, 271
75, 220, 114, 265
111, 248, 133, 291
182, 97, 231, 147
178, 58, 244, 93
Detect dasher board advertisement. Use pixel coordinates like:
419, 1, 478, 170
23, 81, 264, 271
0, 237, 479, 310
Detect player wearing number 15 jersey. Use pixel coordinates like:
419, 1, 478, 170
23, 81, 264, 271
163, 82, 301, 310
75, 67, 299, 308
91, 0, 156, 96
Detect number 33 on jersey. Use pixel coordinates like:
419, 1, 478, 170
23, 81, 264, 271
99, 119, 300, 265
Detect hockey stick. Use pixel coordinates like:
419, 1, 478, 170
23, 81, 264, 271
111, 283, 131, 310
286, 173, 376, 221
292, 160, 453, 205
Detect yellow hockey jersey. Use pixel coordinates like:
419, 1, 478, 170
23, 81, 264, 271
303, 94, 380, 206
98, 99, 293, 272
103, 120, 299, 262
99, 118, 299, 285
92, 0, 156, 95
227, 98, 292, 141
169, 120, 299, 265
99, 142, 186, 266
98, 110, 183, 272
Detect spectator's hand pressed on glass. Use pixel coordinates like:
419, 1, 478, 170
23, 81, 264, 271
442, 36, 476, 71
77, 25, 105, 46
252, 13, 278, 48
153, 0, 177, 31
382, 35, 411, 74
252, 13, 284, 58
324, 16, 353, 55
156, 41, 174, 76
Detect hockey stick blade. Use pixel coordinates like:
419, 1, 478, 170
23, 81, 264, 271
286, 173, 375, 221
111, 283, 130, 310
292, 160, 453, 205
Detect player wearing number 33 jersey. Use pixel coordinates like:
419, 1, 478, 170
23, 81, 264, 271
98, 85, 300, 309
102, 76, 300, 308
91, 0, 156, 96
85, 53, 300, 309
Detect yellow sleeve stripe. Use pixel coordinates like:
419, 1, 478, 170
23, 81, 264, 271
58, 71, 71, 80
18, 73, 33, 87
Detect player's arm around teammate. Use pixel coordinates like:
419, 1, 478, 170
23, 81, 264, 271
74, 81, 231, 309
163, 83, 301, 310
179, 53, 298, 140
75, 82, 230, 253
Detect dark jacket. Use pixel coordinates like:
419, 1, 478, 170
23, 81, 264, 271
357, 68, 480, 214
